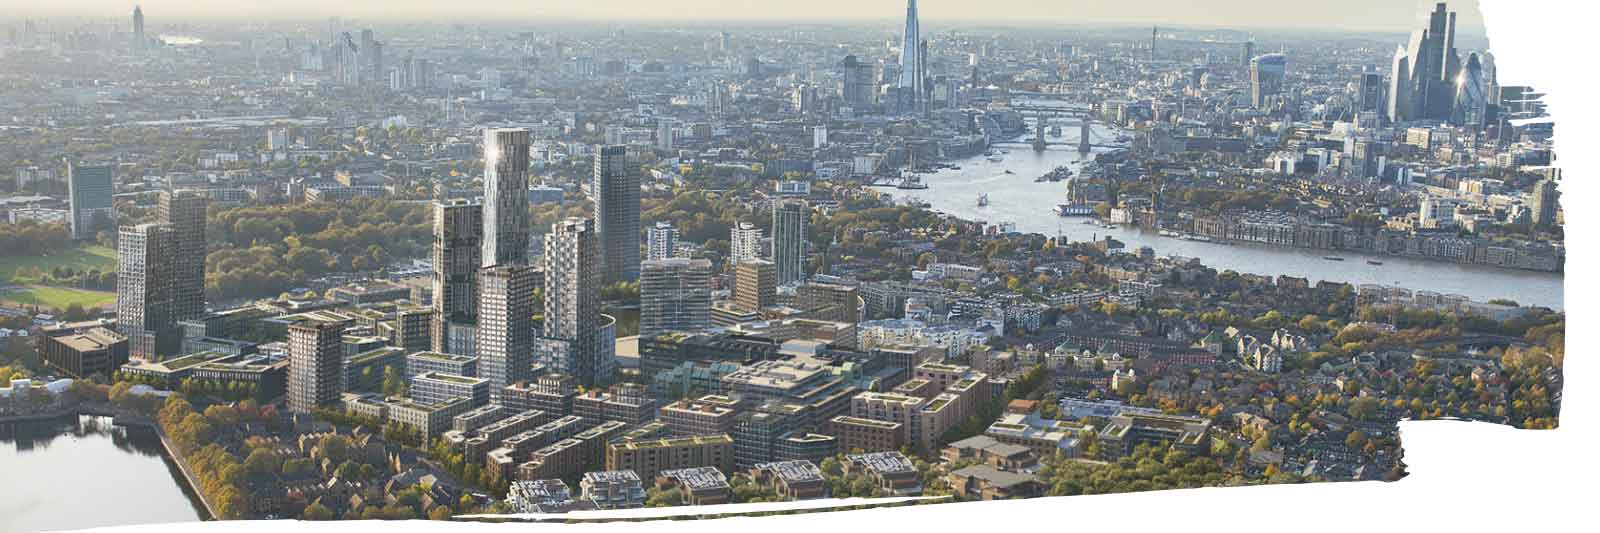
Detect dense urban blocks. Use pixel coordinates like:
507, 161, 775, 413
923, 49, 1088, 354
0, 0, 1566, 527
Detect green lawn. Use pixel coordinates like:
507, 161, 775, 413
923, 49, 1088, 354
0, 286, 117, 311
0, 244, 117, 283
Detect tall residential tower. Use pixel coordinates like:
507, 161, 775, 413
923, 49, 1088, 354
772, 199, 809, 286
483, 128, 532, 268
116, 223, 175, 360
67, 163, 114, 241
593, 145, 641, 284
287, 318, 347, 413
544, 218, 604, 387
639, 258, 713, 335
478, 265, 539, 396
159, 191, 208, 324
432, 199, 483, 352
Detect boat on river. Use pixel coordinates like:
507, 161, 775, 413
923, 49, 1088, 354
1057, 204, 1095, 216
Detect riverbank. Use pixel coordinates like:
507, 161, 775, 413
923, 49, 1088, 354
152, 417, 221, 520
914, 142, 1564, 310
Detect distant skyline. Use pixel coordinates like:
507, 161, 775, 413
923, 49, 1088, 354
7, 0, 1486, 35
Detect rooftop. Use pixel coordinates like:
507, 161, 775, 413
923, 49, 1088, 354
415, 372, 487, 386
754, 460, 824, 483
123, 350, 232, 373
847, 451, 916, 475
830, 415, 904, 430
659, 466, 729, 490
612, 434, 733, 451
346, 346, 406, 365
409, 351, 476, 363
951, 464, 1039, 489
582, 470, 643, 484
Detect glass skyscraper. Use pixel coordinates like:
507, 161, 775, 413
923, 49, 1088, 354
483, 128, 532, 268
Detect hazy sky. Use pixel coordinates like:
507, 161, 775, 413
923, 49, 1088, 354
8, 0, 1486, 34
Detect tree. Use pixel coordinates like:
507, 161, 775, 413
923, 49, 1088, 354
316, 434, 353, 465
303, 502, 334, 521
1348, 397, 1380, 421
383, 503, 417, 520
1344, 430, 1368, 450
382, 365, 407, 396
645, 487, 683, 507
244, 447, 281, 476
335, 460, 363, 480
1250, 435, 1271, 453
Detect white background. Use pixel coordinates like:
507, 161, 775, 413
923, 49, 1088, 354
74, 1, 1593, 531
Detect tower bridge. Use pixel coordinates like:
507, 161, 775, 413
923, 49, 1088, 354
995, 113, 1116, 154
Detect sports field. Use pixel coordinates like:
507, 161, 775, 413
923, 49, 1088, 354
0, 244, 117, 284
0, 285, 117, 311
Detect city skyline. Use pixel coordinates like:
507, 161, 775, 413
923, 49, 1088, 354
0, 0, 1566, 527
7, 0, 1488, 35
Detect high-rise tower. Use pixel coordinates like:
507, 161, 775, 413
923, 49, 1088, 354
1531, 179, 1559, 229
772, 199, 809, 286
483, 128, 531, 268
287, 318, 346, 414
159, 191, 207, 324
1151, 26, 1158, 62
1454, 53, 1488, 129
639, 258, 713, 335
67, 163, 114, 241
133, 6, 145, 50
730, 222, 764, 266
116, 223, 175, 360
477, 265, 539, 396
1389, 2, 1462, 123
593, 145, 640, 284
1249, 53, 1287, 110
898, 0, 924, 114
543, 218, 604, 387
647, 221, 679, 261
432, 199, 483, 352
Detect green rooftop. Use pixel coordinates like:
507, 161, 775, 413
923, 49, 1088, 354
158, 350, 234, 371
410, 351, 474, 363
347, 347, 405, 364
418, 372, 484, 385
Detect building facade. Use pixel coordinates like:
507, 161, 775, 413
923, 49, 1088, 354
483, 129, 532, 268
478, 265, 539, 396
67, 163, 114, 240
288, 319, 346, 413
543, 218, 605, 386
640, 258, 713, 335
593, 145, 640, 284
771, 199, 809, 285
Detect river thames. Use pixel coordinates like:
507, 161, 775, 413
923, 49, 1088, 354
896, 124, 1564, 310
0, 414, 204, 533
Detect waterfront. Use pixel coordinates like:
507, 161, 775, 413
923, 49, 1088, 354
908, 128, 1564, 310
0, 414, 205, 533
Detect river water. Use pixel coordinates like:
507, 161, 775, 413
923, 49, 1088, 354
899, 123, 1564, 310
0, 414, 205, 532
